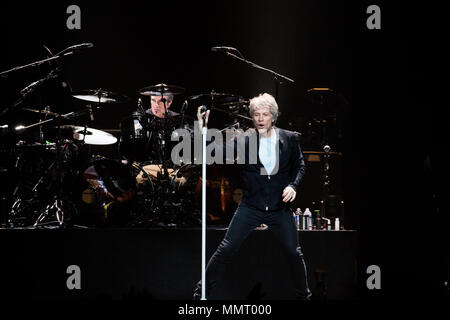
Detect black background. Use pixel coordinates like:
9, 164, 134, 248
0, 0, 447, 305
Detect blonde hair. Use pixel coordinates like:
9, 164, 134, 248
249, 93, 279, 122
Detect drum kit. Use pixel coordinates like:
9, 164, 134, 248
0, 44, 346, 229
0, 79, 252, 229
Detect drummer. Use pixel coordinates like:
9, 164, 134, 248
146, 94, 180, 119
136, 93, 185, 183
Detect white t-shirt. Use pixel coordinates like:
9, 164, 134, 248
258, 129, 278, 175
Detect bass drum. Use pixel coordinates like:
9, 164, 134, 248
118, 112, 150, 162
75, 157, 137, 227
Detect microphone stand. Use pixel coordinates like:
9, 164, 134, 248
0, 43, 90, 118
0, 42, 91, 78
222, 51, 294, 102
0, 69, 59, 120
0, 53, 73, 78
320, 145, 331, 222
201, 112, 207, 300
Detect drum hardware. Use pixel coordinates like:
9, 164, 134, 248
138, 83, 185, 97
130, 83, 187, 190
76, 157, 138, 227
303, 87, 348, 150
5, 105, 107, 228
5, 141, 79, 228
0, 43, 93, 120
187, 91, 243, 120
301, 88, 346, 225
1, 40, 273, 229
71, 88, 128, 147
126, 162, 158, 227
30, 128, 79, 227
22, 106, 58, 117
0, 43, 92, 80
188, 91, 242, 102
211, 45, 294, 102
7, 147, 57, 227
72, 89, 129, 104
143, 83, 184, 178
0, 69, 59, 121
186, 91, 253, 131
120, 85, 201, 227
60, 125, 118, 145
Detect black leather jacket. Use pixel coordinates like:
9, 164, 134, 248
199, 126, 305, 211
237, 128, 306, 211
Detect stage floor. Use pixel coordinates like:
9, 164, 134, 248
0, 227, 357, 300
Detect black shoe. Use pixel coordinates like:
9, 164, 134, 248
193, 288, 201, 300
295, 291, 312, 300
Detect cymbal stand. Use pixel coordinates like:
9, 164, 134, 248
128, 162, 156, 227
33, 118, 70, 227
7, 150, 44, 228
79, 91, 101, 155
157, 118, 179, 226
29, 108, 92, 228
318, 94, 328, 147
142, 99, 173, 225
320, 145, 331, 222
160, 95, 171, 180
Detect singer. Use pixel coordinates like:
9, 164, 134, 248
193, 93, 312, 300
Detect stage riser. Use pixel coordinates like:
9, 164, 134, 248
0, 229, 357, 300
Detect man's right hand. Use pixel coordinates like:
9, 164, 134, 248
197, 106, 210, 130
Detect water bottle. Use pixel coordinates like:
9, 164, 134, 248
304, 208, 312, 230
313, 209, 321, 230
295, 208, 302, 230
292, 211, 298, 230
334, 217, 340, 231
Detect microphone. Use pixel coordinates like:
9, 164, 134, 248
211, 46, 236, 52
20, 71, 59, 95
58, 43, 94, 55
20, 78, 51, 95
20, 80, 42, 95
200, 105, 209, 121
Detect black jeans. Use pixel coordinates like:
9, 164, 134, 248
196, 202, 312, 299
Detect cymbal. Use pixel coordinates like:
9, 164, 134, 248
305, 88, 348, 105
72, 89, 129, 104
188, 92, 241, 101
303, 150, 342, 155
210, 107, 252, 121
138, 83, 185, 96
218, 99, 250, 107
60, 125, 118, 145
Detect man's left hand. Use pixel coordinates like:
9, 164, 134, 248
282, 186, 296, 202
